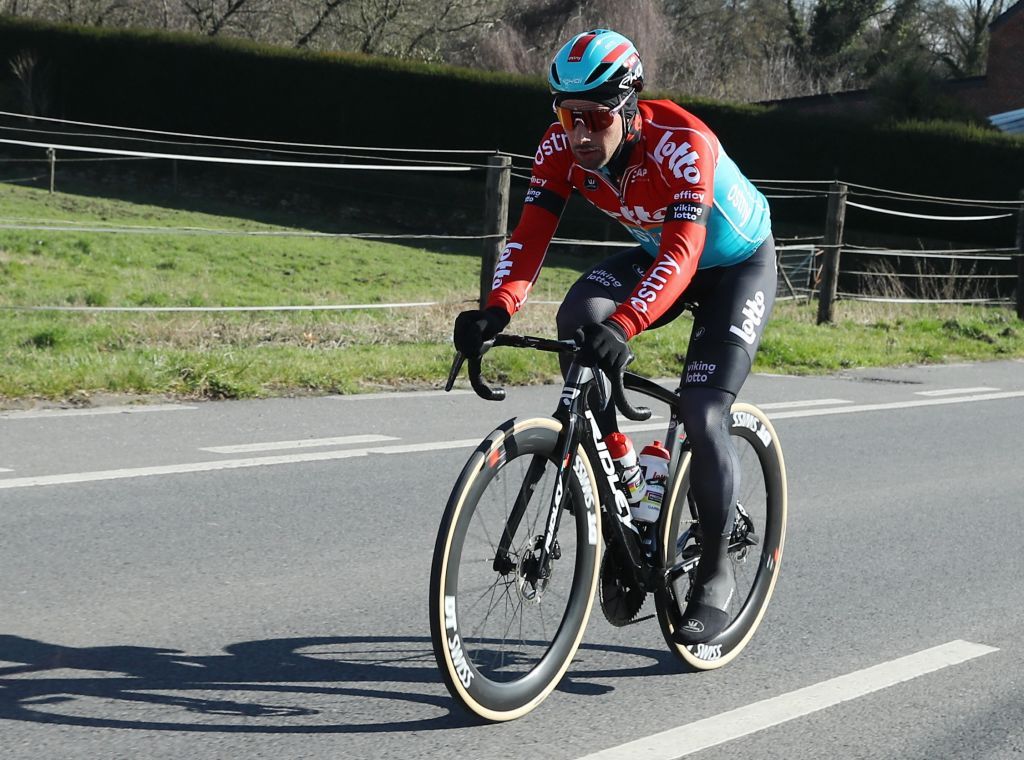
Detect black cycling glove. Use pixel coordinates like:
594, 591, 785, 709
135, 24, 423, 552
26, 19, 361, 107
453, 307, 511, 358
577, 319, 631, 373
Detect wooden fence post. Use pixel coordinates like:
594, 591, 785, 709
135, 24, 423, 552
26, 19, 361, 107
47, 147, 55, 193
817, 180, 848, 325
480, 154, 511, 308
1016, 190, 1024, 320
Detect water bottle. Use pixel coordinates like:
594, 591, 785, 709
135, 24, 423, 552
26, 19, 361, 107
635, 440, 670, 523
604, 432, 647, 509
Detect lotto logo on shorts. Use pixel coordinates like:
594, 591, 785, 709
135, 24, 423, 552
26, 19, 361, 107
729, 291, 766, 345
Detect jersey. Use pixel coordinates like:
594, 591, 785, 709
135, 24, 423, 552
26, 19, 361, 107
486, 99, 771, 339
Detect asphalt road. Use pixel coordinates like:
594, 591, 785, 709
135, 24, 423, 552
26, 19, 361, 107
2, 359, 1023, 759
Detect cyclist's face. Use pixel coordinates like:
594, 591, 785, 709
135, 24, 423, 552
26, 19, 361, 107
557, 99, 624, 170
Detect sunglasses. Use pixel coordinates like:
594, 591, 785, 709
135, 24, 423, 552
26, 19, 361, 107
552, 94, 630, 133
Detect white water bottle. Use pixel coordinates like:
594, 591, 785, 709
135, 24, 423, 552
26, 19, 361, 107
604, 432, 647, 508
635, 440, 670, 523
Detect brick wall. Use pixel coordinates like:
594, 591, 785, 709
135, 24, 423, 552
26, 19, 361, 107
984, 1, 1024, 114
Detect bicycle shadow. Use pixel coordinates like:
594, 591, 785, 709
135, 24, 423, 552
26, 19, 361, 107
0, 633, 682, 732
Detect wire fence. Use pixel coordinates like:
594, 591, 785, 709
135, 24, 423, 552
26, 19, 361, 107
0, 111, 1021, 317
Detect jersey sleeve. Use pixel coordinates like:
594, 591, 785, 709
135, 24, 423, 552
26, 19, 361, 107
608, 128, 718, 339
485, 126, 574, 317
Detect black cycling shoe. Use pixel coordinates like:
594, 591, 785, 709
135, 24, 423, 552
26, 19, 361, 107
673, 557, 735, 645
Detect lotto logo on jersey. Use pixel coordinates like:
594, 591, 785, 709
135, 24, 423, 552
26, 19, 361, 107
654, 132, 701, 184
492, 242, 522, 290
615, 204, 665, 225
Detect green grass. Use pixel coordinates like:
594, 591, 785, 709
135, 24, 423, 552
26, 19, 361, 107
2, 183, 1023, 406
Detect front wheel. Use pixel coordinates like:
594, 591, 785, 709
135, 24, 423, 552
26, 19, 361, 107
429, 417, 602, 721
655, 402, 787, 669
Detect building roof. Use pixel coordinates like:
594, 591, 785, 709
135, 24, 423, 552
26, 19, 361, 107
989, 107, 1024, 133
991, 0, 1024, 31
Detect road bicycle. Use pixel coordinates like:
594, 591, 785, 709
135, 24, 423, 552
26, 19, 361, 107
429, 333, 787, 721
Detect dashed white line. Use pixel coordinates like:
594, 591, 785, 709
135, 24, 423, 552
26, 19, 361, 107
0, 403, 197, 420
576, 640, 998, 760
757, 398, 852, 409
616, 391, 1024, 434
200, 434, 397, 454
915, 387, 998, 397
768, 390, 1024, 419
0, 438, 482, 490
2, 391, 1022, 490
0, 467, 12, 473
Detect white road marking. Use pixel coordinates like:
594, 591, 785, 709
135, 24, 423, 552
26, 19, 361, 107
0, 438, 483, 490
915, 387, 998, 397
616, 390, 1024, 434
576, 640, 998, 760
331, 389, 474, 400
769, 391, 1024, 420
2, 391, 1023, 490
757, 398, 852, 409
0, 468, 12, 473
200, 434, 397, 453
0, 404, 196, 420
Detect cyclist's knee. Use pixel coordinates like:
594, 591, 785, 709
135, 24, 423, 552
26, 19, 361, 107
556, 294, 616, 341
677, 387, 733, 448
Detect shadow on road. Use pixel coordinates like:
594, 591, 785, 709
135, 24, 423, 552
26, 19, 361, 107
0, 633, 680, 732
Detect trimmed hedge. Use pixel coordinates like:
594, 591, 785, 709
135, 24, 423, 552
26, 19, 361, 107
0, 16, 1021, 235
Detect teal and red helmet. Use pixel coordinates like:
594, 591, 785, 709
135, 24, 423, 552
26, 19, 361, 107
548, 29, 644, 106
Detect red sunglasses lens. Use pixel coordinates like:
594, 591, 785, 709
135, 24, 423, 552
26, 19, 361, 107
554, 106, 615, 132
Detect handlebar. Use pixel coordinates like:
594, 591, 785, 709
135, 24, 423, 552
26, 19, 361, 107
444, 333, 652, 421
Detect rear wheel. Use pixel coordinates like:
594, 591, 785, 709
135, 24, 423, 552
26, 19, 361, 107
655, 402, 787, 668
429, 418, 601, 721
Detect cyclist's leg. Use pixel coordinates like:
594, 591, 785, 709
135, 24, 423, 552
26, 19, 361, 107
674, 235, 778, 643
555, 247, 679, 434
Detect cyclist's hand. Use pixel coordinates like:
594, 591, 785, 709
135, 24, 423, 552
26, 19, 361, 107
453, 307, 510, 358
577, 320, 631, 372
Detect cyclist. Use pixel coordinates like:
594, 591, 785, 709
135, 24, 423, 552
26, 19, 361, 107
453, 29, 776, 644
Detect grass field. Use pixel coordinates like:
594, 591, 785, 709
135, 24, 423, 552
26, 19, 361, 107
2, 182, 1022, 407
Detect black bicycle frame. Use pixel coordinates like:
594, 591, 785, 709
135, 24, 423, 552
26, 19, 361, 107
448, 334, 695, 594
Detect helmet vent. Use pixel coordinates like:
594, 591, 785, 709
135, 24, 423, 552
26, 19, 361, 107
584, 62, 611, 85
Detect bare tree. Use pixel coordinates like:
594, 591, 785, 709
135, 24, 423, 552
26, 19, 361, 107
459, 0, 672, 84
932, 0, 1004, 76
35, 0, 141, 26
178, 0, 279, 37
293, 0, 347, 48
285, 0, 506, 59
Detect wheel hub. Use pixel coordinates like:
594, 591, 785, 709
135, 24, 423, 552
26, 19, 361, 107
515, 535, 557, 604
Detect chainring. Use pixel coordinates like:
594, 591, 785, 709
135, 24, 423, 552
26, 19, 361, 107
599, 550, 646, 626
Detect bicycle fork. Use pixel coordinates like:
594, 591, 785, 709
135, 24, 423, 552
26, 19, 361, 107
490, 366, 660, 597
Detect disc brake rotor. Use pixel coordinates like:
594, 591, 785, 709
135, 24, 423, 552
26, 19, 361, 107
515, 535, 555, 604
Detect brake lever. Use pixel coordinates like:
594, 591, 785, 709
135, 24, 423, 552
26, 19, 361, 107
444, 351, 465, 392
595, 368, 611, 411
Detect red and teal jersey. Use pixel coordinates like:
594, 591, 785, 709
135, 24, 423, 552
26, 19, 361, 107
486, 99, 771, 339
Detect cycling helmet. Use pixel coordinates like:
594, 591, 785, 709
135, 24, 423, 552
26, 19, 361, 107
548, 29, 644, 106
